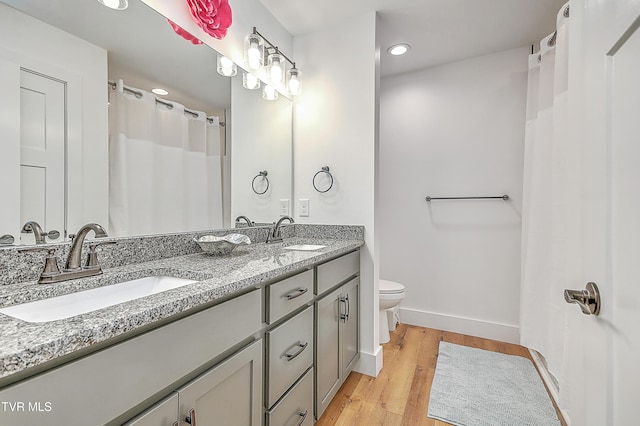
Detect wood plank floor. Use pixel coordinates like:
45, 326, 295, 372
316, 323, 566, 426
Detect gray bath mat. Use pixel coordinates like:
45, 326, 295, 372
427, 342, 560, 426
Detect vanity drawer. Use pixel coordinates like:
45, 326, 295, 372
267, 269, 313, 324
266, 306, 314, 407
266, 368, 313, 426
316, 251, 359, 295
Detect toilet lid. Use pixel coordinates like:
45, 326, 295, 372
380, 279, 405, 294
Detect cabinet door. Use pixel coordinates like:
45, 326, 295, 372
123, 393, 178, 426
177, 340, 262, 426
341, 278, 360, 378
314, 287, 342, 419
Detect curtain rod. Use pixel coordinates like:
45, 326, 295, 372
107, 81, 225, 126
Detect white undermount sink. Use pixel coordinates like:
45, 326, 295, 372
283, 244, 327, 251
0, 276, 198, 323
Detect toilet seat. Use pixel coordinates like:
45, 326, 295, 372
380, 279, 405, 295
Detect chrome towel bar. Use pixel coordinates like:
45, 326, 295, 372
425, 195, 510, 201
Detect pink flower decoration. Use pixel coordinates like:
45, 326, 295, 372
168, 19, 203, 45
186, 0, 232, 40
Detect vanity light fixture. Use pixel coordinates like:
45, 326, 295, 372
151, 88, 169, 96
244, 26, 302, 96
387, 43, 411, 56
263, 84, 278, 101
268, 52, 285, 85
216, 54, 237, 77
97, 0, 128, 10
244, 34, 264, 71
243, 72, 261, 90
287, 67, 301, 96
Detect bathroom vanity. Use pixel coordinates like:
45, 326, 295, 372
0, 225, 363, 425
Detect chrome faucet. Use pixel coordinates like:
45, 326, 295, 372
65, 223, 108, 270
266, 216, 294, 243
235, 216, 254, 227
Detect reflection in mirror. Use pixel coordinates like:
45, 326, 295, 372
231, 77, 293, 223
0, 0, 292, 245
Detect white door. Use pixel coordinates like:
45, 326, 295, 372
566, 1, 640, 425
0, 55, 66, 245
19, 69, 66, 244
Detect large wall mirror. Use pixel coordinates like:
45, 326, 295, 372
0, 0, 292, 246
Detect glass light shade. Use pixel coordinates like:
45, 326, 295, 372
216, 54, 237, 77
244, 34, 264, 71
268, 53, 284, 85
98, 0, 128, 9
263, 85, 278, 101
287, 68, 302, 96
243, 72, 260, 90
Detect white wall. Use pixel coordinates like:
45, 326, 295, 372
0, 3, 108, 238
293, 12, 381, 375
379, 47, 528, 343
231, 76, 292, 223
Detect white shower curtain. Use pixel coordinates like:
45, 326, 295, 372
109, 80, 223, 236
521, 2, 574, 407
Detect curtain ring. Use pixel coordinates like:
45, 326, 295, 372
252, 171, 269, 195
313, 166, 334, 193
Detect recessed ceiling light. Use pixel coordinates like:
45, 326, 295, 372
97, 0, 128, 10
152, 88, 169, 96
387, 44, 411, 56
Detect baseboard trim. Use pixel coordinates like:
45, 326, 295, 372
399, 307, 520, 344
528, 349, 570, 425
354, 345, 383, 377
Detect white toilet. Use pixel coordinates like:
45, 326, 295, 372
379, 280, 406, 344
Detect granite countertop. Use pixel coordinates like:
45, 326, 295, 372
0, 237, 363, 381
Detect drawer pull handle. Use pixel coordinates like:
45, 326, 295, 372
285, 342, 309, 361
285, 288, 309, 300
295, 409, 309, 426
340, 296, 348, 323
185, 408, 196, 425
346, 293, 350, 322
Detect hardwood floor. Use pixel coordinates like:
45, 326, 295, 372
316, 323, 566, 426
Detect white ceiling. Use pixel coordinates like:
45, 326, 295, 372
2, 0, 231, 112
259, 0, 568, 76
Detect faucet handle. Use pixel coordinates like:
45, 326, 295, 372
0, 235, 15, 245
44, 230, 61, 240
41, 249, 61, 278
85, 241, 116, 269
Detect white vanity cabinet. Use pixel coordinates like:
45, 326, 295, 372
314, 251, 360, 420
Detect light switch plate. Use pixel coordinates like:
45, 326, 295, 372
279, 199, 290, 216
299, 199, 310, 217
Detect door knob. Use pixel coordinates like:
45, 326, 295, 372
564, 282, 601, 315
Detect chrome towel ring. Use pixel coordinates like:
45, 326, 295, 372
313, 166, 334, 193
252, 170, 269, 195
